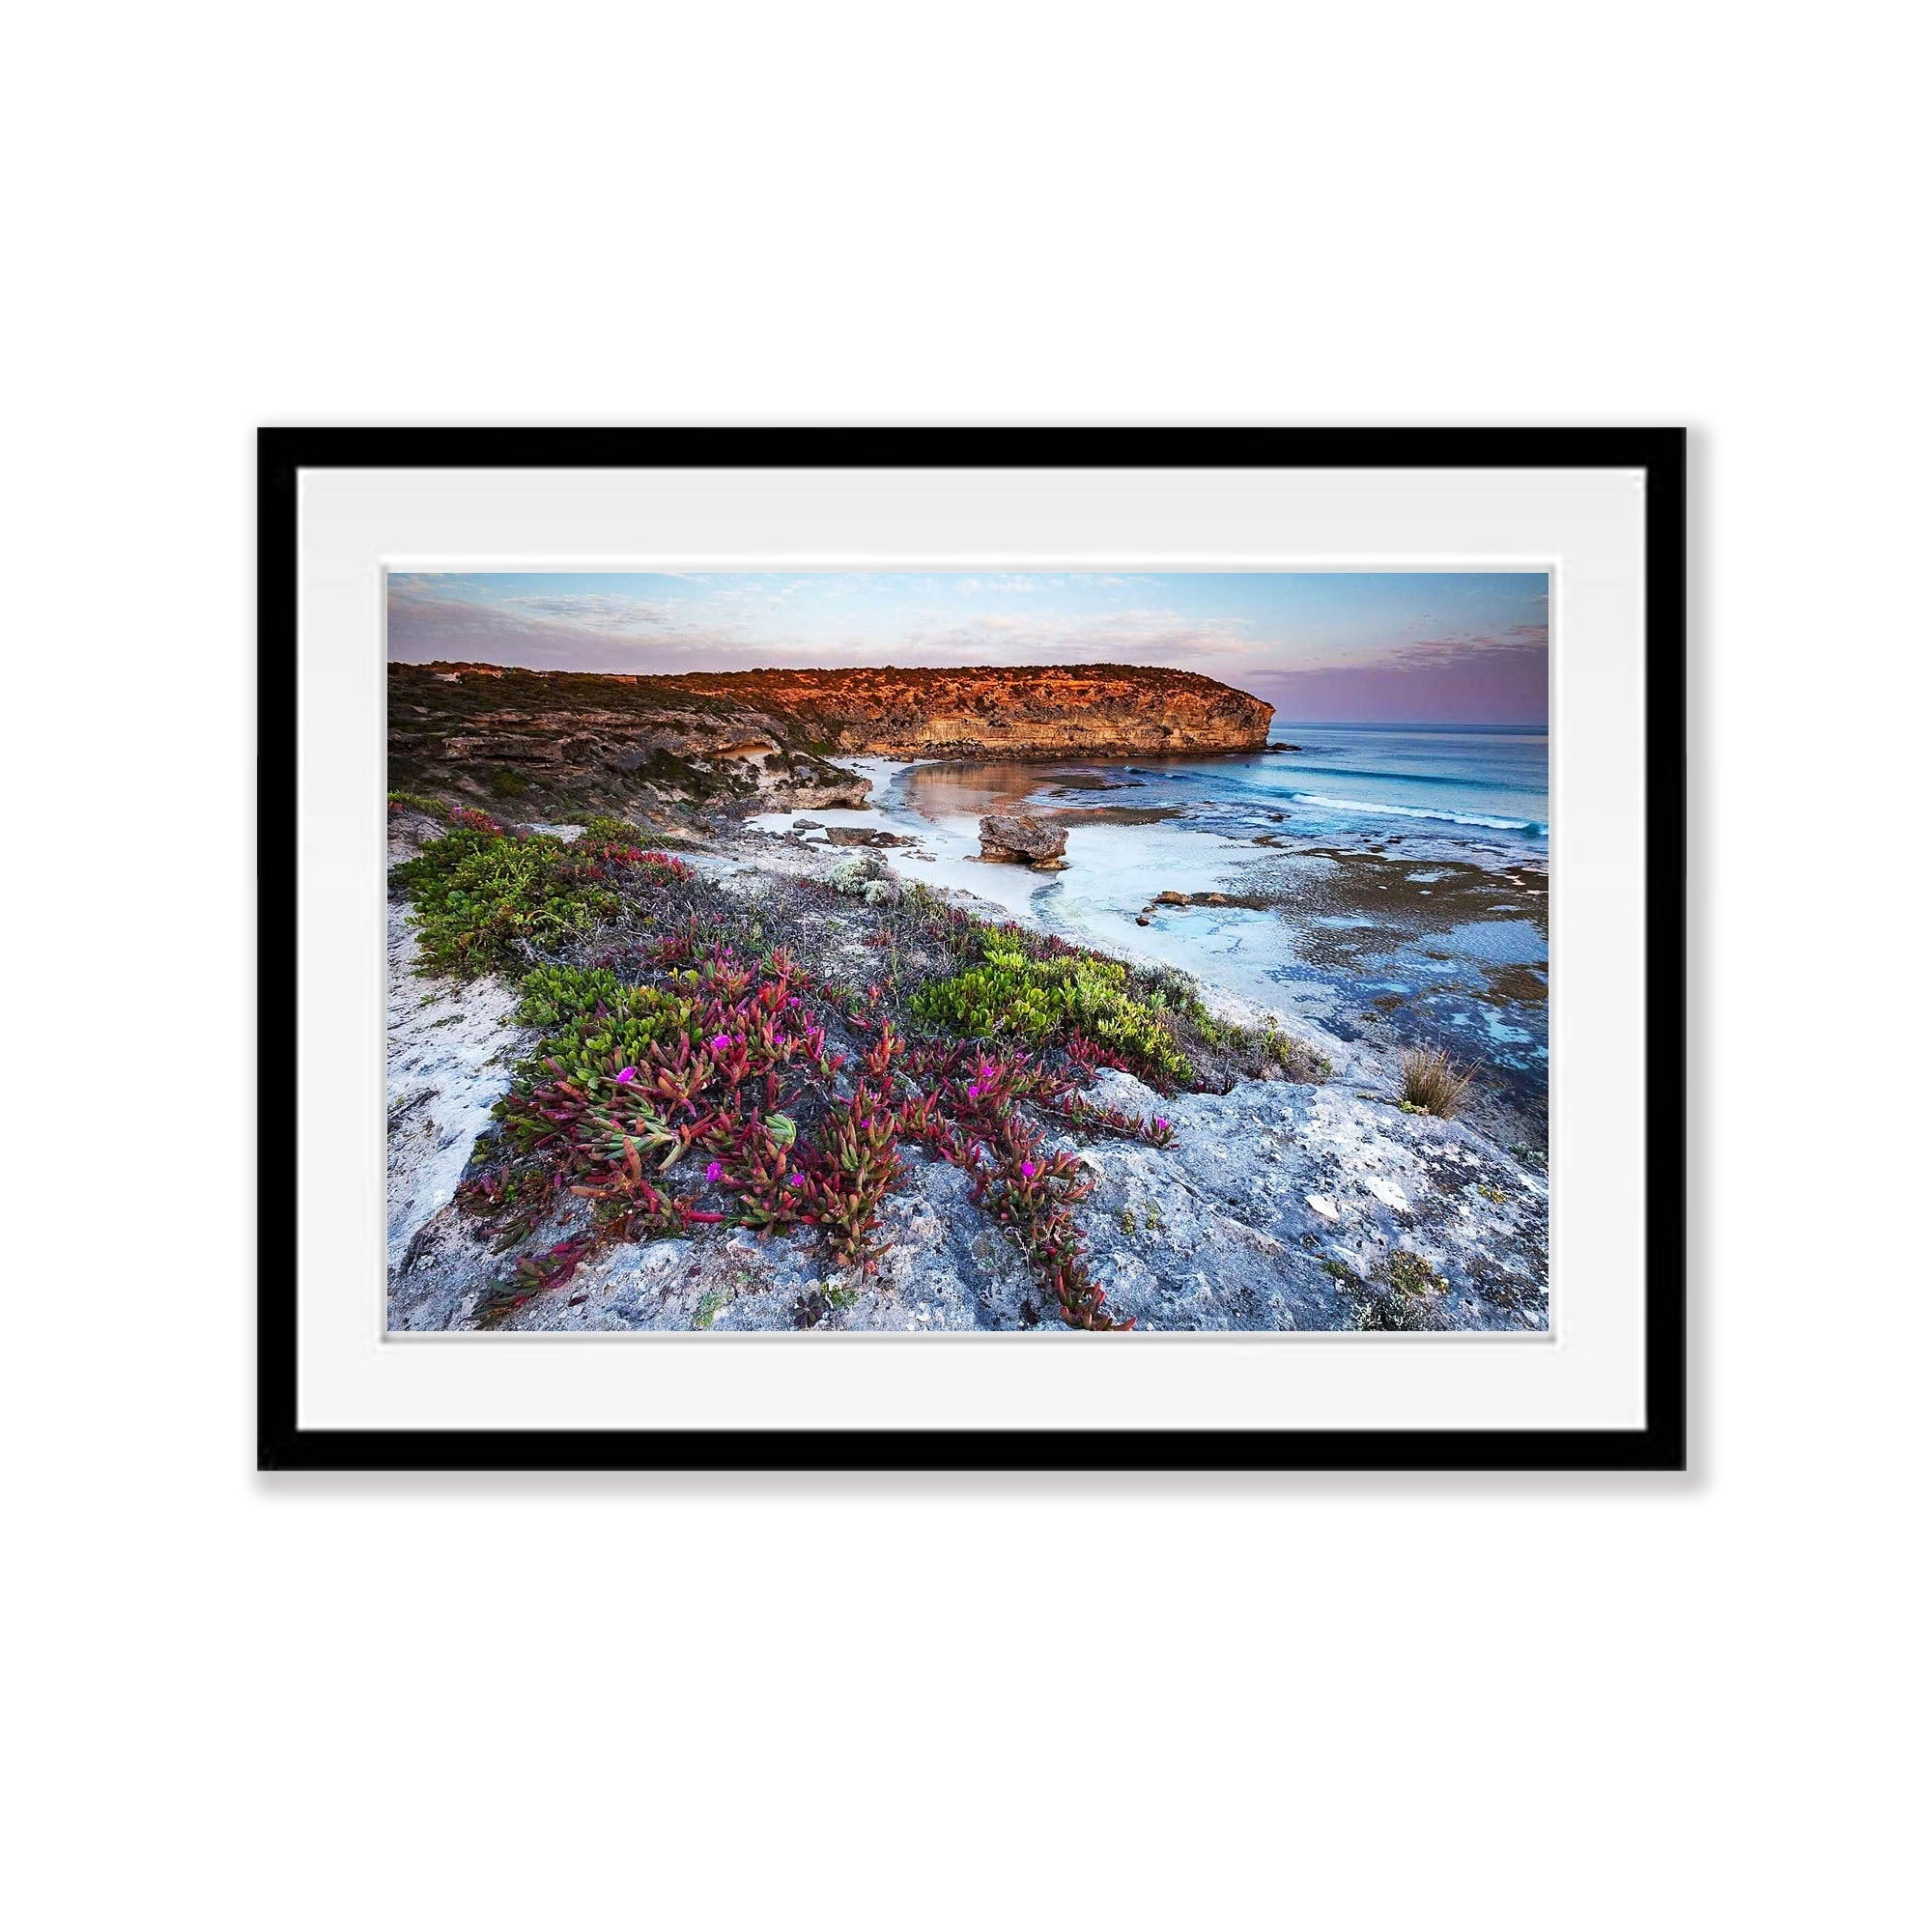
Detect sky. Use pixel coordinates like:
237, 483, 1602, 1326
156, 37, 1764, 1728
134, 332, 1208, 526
387, 571, 1548, 727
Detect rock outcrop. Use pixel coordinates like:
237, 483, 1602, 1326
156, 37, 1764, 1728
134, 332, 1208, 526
978, 813, 1068, 867
763, 775, 873, 811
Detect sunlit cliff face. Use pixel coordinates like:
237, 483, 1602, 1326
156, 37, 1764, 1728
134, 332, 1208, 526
654, 665, 1274, 759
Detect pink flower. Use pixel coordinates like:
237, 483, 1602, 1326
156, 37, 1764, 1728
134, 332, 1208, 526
1020, 1160, 1037, 1179
614, 1066, 638, 1084
704, 1160, 723, 1183
787, 1174, 805, 1188
709, 1034, 732, 1053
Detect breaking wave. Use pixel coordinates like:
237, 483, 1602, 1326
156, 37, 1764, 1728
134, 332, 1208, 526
1287, 792, 1548, 836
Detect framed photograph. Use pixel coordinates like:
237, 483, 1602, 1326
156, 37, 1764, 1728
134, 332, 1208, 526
261, 428, 1685, 1471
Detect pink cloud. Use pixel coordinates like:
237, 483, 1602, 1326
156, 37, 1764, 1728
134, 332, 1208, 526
1244, 630, 1547, 726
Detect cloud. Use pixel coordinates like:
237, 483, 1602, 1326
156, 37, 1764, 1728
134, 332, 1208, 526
1376, 624, 1546, 670
1282, 620, 1549, 675
386, 577, 1259, 676
495, 592, 677, 633
1242, 629, 1548, 726
891, 605, 1253, 667
385, 582, 749, 671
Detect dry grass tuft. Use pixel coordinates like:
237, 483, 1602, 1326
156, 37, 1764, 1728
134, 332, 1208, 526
1399, 1045, 1475, 1118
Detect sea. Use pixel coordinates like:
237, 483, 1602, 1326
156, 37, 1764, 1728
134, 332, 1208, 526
754, 724, 1550, 1117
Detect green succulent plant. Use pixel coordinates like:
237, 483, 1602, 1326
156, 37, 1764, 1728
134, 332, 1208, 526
390, 821, 688, 980
911, 929, 1197, 1087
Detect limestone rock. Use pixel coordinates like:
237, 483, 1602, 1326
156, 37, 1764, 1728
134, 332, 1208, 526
765, 777, 873, 811
825, 825, 910, 848
979, 813, 1069, 865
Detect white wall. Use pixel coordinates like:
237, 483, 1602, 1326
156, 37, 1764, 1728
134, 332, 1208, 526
7, 4, 1924, 1927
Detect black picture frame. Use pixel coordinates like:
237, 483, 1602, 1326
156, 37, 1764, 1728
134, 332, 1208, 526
259, 427, 1686, 1473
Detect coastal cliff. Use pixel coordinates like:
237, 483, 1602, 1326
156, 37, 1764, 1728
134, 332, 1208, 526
388, 661, 1273, 819
655, 664, 1273, 759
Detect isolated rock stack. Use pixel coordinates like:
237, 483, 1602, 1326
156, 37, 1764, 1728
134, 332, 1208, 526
978, 813, 1069, 869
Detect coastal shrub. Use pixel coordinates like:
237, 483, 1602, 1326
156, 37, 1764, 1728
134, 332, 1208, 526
392, 827, 619, 977
580, 814, 646, 845
1152, 971, 1329, 1086
390, 819, 688, 979
1255, 1025, 1331, 1083
391, 786, 1186, 1330
905, 923, 1326, 1094
447, 806, 505, 834
792, 1088, 906, 1268
457, 932, 1171, 1330
634, 748, 752, 802
912, 927, 1196, 1089
965, 1115, 1122, 1330
1195, 1013, 1330, 1084
1399, 1045, 1474, 1118
514, 962, 629, 1031
888, 1041, 1142, 1329
476, 946, 920, 1282
511, 965, 703, 1088
487, 767, 530, 799
829, 853, 899, 905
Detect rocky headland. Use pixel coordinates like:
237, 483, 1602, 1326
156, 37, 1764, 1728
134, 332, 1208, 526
654, 664, 1274, 759
388, 661, 1272, 824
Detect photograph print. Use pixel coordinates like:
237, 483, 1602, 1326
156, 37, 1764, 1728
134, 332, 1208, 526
385, 569, 1550, 1335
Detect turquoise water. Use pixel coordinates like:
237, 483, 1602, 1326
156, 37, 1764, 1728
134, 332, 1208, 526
1117, 723, 1549, 854
763, 724, 1550, 1120
910, 724, 1548, 1112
